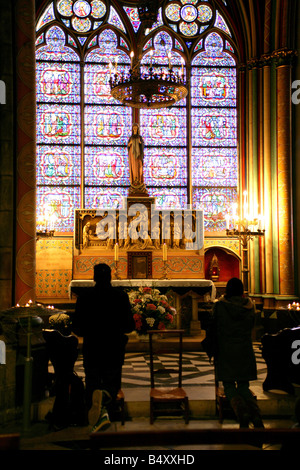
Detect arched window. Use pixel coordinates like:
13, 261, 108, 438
36, 25, 81, 233
140, 30, 188, 209
191, 31, 237, 232
84, 29, 132, 210
36, 0, 237, 233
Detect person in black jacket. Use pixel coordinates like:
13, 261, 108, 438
72, 263, 135, 432
212, 277, 264, 429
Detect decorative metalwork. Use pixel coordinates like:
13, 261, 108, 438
36, 229, 55, 240
109, 3, 188, 109
137, 0, 161, 30
226, 192, 265, 294
109, 57, 188, 109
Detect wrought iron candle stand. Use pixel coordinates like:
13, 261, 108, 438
226, 223, 265, 295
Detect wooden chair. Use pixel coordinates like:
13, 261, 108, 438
148, 329, 189, 424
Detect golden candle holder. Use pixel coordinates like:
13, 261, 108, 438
114, 260, 121, 280
160, 243, 168, 279
225, 192, 265, 295
114, 243, 121, 279
161, 260, 168, 279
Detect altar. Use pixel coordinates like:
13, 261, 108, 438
73, 197, 204, 281
69, 278, 216, 335
70, 194, 208, 333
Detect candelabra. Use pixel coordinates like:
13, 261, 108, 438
160, 243, 168, 279
36, 213, 56, 240
114, 243, 121, 280
226, 194, 265, 294
36, 228, 55, 240
160, 260, 169, 280
115, 260, 121, 280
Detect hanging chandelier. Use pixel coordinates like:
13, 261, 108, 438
109, 1, 188, 109
137, 0, 161, 30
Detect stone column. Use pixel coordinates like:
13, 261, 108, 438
261, 54, 274, 294
15, 0, 36, 305
274, 49, 296, 296
247, 59, 260, 294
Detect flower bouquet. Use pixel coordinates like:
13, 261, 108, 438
128, 287, 176, 335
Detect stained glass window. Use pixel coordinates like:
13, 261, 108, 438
191, 32, 237, 231
123, 7, 141, 33
165, 0, 213, 37
140, 31, 188, 209
36, 0, 237, 233
36, 25, 81, 232
84, 29, 132, 210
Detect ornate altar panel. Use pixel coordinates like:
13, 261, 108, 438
72, 197, 204, 280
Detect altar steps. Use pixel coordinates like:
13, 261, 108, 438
33, 384, 300, 425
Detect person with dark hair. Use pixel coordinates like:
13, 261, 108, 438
72, 263, 135, 432
212, 277, 264, 429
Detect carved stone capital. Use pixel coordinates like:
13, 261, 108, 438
272, 48, 297, 67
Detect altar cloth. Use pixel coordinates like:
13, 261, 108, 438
69, 279, 216, 301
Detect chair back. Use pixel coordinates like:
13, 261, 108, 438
43, 329, 78, 377
148, 330, 184, 389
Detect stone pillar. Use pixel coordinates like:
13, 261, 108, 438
262, 54, 274, 294
275, 49, 296, 296
247, 60, 260, 294
15, 0, 36, 305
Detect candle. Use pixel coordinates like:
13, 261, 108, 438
225, 214, 230, 230
181, 57, 184, 75
114, 243, 119, 262
163, 243, 167, 261
150, 49, 153, 67
233, 203, 237, 217
130, 51, 134, 69
257, 215, 261, 230
168, 51, 172, 69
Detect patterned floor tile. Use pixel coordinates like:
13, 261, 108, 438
68, 343, 267, 389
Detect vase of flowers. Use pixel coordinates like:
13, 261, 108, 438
128, 287, 176, 337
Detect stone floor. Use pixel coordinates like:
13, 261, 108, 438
1, 334, 300, 456
1, 415, 299, 455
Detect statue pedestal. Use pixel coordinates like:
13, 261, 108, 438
128, 183, 149, 197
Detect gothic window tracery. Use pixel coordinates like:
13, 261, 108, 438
36, 0, 237, 233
